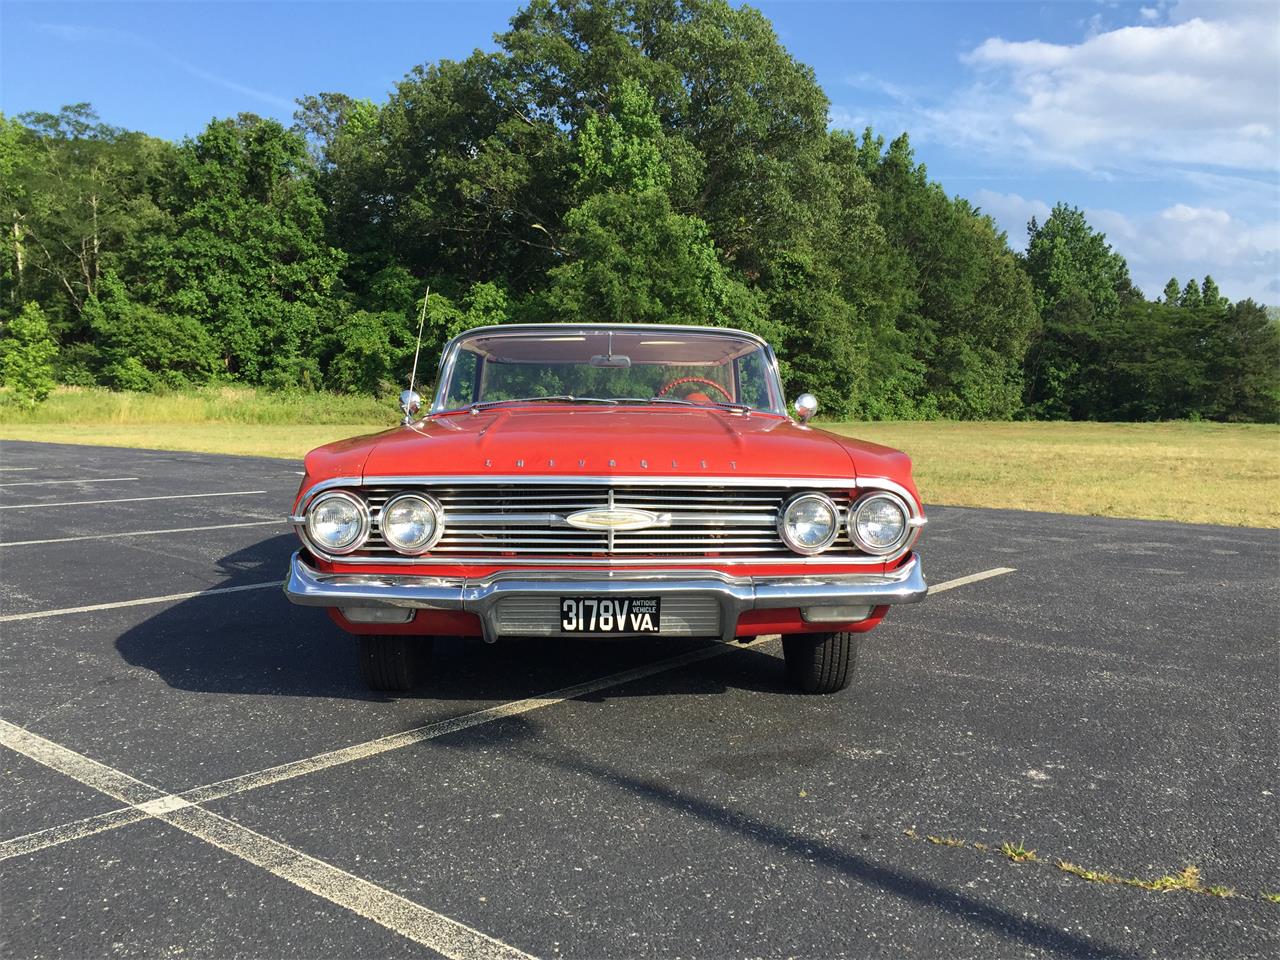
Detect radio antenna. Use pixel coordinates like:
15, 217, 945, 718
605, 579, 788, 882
409, 285, 430, 396
400, 286, 430, 424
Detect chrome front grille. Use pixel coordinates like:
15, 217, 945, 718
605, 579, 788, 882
492, 595, 721, 637
354, 483, 856, 559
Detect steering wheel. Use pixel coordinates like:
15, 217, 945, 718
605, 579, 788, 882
655, 376, 734, 403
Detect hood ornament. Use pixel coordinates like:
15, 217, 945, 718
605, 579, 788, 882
564, 508, 669, 531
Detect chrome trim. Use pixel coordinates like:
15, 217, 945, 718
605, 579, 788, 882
793, 393, 818, 423
291, 474, 926, 567
363, 474, 867, 489
303, 491, 371, 556
564, 507, 669, 531
777, 491, 840, 556
379, 492, 445, 555
848, 491, 913, 557
429, 323, 783, 416
399, 390, 422, 425
284, 551, 927, 643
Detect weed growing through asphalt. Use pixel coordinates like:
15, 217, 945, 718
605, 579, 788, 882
1056, 861, 1235, 897
1141, 865, 1206, 893
1057, 861, 1118, 883
1000, 840, 1039, 863
901, 826, 1269, 902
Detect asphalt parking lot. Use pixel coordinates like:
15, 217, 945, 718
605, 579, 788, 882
0, 439, 1276, 959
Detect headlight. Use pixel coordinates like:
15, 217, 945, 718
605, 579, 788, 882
849, 492, 910, 555
778, 492, 839, 555
379, 493, 443, 554
305, 491, 369, 554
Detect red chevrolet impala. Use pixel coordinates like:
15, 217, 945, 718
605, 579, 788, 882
284, 324, 927, 693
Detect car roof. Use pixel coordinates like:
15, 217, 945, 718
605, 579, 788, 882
441, 323, 770, 352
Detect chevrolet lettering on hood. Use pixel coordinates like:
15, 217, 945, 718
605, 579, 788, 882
285, 323, 928, 694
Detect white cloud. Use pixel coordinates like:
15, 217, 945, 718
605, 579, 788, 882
972, 190, 1051, 248
959, 5, 1280, 171
977, 189, 1280, 302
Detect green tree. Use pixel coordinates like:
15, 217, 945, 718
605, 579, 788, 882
576, 79, 670, 195
82, 273, 218, 390
1023, 204, 1131, 320
147, 115, 343, 386
855, 131, 1036, 419
1, 301, 58, 405
2, 106, 174, 339
1201, 275, 1226, 310
1179, 278, 1202, 309
545, 83, 762, 333
1162, 277, 1181, 303
0, 115, 37, 311
547, 188, 762, 329
1022, 204, 1133, 417
1205, 299, 1280, 422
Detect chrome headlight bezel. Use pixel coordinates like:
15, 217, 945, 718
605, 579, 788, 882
304, 490, 370, 556
379, 492, 444, 555
848, 491, 911, 555
777, 491, 840, 555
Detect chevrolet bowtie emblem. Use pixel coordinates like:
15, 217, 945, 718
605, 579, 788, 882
564, 508, 668, 531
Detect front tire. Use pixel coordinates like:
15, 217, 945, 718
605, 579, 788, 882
782, 631, 861, 694
358, 635, 430, 692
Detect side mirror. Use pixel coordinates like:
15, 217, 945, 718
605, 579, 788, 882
399, 389, 422, 423
793, 393, 818, 423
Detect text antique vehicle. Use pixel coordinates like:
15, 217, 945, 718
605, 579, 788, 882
284, 325, 928, 694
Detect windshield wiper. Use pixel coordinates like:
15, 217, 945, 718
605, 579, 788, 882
614, 396, 698, 407
472, 395, 619, 411
615, 396, 753, 413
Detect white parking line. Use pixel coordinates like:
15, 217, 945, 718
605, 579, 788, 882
0, 476, 138, 488
0, 568, 1017, 865
0, 638, 777, 866
0, 581, 281, 623
929, 566, 1015, 593
0, 467, 39, 472
0, 720, 534, 960
1, 520, 285, 548
0, 489, 269, 511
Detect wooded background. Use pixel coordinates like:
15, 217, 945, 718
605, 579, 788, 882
2, 0, 1276, 421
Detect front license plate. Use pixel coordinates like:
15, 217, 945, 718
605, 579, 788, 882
559, 596, 662, 634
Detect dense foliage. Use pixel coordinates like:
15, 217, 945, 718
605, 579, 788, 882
1, 0, 1275, 421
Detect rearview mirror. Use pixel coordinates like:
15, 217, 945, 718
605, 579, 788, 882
793, 393, 818, 423
589, 354, 632, 369
399, 389, 422, 423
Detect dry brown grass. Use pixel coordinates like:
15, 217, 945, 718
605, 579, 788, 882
826, 420, 1280, 528
0, 422, 388, 460
2, 392, 1275, 527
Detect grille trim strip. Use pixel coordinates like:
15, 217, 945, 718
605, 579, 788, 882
293, 474, 922, 566
360, 482, 852, 561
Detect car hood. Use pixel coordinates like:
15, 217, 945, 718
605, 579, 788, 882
346, 407, 863, 480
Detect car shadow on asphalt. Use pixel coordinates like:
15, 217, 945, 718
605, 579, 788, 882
438, 716, 1137, 960
115, 535, 803, 703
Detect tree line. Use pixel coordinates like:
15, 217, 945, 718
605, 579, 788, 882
1, 0, 1276, 421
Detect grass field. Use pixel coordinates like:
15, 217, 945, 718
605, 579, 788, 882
2, 388, 1277, 527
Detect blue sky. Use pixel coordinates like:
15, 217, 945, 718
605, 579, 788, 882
3, 0, 1277, 302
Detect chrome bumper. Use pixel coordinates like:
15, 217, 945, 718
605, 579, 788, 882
284, 551, 928, 643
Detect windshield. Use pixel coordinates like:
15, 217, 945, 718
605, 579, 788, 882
433, 327, 785, 415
